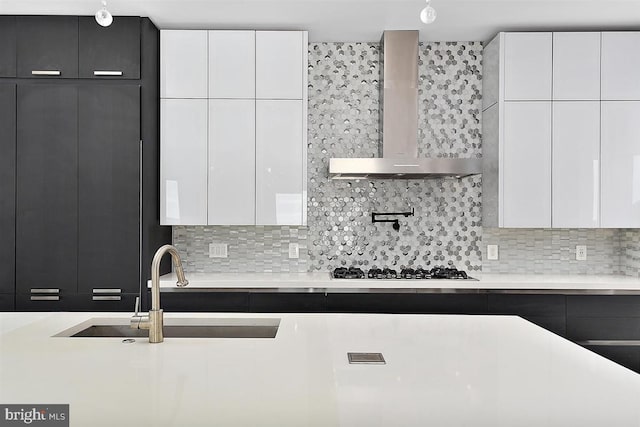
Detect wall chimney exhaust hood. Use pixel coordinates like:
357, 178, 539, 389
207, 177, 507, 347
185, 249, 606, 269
329, 30, 482, 180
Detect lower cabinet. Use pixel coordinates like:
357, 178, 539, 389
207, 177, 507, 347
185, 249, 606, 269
250, 293, 326, 313
566, 295, 640, 373
150, 291, 249, 313
0, 294, 13, 311
16, 293, 138, 312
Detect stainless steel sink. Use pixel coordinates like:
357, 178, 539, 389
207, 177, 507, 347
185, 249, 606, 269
54, 317, 280, 339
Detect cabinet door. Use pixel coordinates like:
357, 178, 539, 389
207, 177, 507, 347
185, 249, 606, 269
601, 33, 640, 100
208, 99, 256, 225
78, 86, 140, 294
504, 33, 552, 101
601, 102, 640, 227
256, 31, 305, 100
552, 102, 600, 227
0, 85, 16, 295
0, 16, 16, 77
160, 30, 208, 98
256, 100, 304, 225
16, 16, 78, 78
553, 32, 600, 100
79, 16, 140, 79
502, 102, 551, 227
16, 85, 78, 294
209, 31, 255, 98
160, 99, 208, 225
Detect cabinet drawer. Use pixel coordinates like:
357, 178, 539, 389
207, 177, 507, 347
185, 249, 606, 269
16, 293, 66, 310
567, 317, 640, 341
79, 16, 140, 79
250, 293, 326, 313
155, 292, 249, 313
327, 293, 488, 314
567, 296, 640, 317
488, 294, 566, 317
17, 16, 79, 78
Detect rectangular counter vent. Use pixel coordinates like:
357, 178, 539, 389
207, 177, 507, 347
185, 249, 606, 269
347, 352, 386, 364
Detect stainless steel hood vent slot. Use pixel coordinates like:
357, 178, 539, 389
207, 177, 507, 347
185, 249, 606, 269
329, 30, 482, 180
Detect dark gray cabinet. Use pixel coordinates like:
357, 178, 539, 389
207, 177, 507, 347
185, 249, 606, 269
79, 17, 140, 79
16, 85, 78, 298
0, 85, 16, 306
16, 16, 79, 78
0, 17, 17, 77
78, 85, 141, 294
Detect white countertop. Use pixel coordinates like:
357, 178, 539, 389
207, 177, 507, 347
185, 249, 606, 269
150, 272, 640, 292
0, 312, 639, 426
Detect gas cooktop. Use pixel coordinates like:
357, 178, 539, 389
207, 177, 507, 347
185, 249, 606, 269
331, 267, 475, 280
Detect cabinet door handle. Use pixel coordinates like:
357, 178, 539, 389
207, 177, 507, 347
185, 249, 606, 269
30, 296, 60, 301
30, 288, 60, 294
92, 296, 122, 301
31, 70, 61, 76
93, 288, 122, 294
93, 70, 123, 76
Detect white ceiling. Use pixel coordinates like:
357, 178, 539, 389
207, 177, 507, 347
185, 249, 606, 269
1, 0, 639, 42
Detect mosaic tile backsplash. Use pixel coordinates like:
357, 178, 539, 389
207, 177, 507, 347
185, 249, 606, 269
306, 42, 483, 272
173, 226, 308, 273
482, 228, 623, 275
173, 41, 638, 276
622, 230, 640, 277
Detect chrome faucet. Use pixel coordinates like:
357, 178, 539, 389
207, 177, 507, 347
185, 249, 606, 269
131, 245, 189, 343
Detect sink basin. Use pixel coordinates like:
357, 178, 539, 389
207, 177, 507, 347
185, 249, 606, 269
54, 317, 280, 339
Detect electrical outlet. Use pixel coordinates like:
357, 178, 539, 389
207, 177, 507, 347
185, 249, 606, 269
487, 245, 499, 261
288, 243, 300, 259
209, 243, 228, 258
576, 245, 587, 261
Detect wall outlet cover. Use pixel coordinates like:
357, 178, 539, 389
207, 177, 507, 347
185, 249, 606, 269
209, 243, 228, 258
288, 243, 300, 259
487, 245, 499, 261
576, 245, 587, 261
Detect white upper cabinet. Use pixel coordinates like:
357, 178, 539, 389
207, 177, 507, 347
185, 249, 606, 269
502, 102, 552, 228
552, 102, 600, 228
553, 32, 601, 100
208, 99, 256, 225
160, 30, 208, 99
601, 32, 640, 100
504, 32, 552, 101
601, 102, 640, 227
160, 30, 307, 226
208, 31, 255, 99
160, 99, 208, 225
256, 100, 305, 225
256, 31, 306, 100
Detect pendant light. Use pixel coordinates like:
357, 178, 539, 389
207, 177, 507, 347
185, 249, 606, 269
95, 1, 113, 27
420, 0, 437, 24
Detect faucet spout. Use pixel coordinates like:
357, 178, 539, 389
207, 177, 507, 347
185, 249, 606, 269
133, 244, 189, 343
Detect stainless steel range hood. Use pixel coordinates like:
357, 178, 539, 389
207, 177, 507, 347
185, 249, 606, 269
329, 30, 482, 180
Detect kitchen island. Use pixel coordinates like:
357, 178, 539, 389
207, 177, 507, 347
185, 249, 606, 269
0, 312, 639, 426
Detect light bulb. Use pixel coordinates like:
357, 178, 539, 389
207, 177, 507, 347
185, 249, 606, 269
95, 1, 113, 27
420, 4, 437, 24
